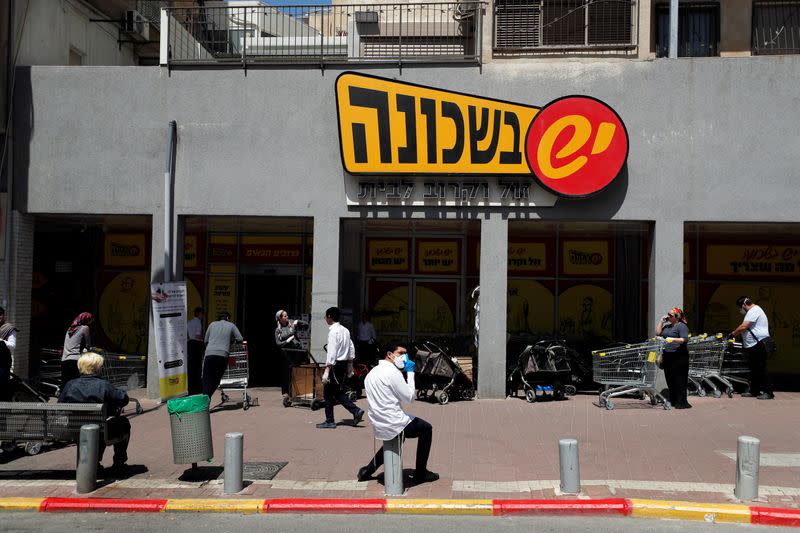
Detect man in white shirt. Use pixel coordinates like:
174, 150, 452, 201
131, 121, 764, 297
356, 341, 439, 485
0, 307, 17, 401
316, 307, 364, 429
186, 307, 205, 394
731, 296, 774, 399
356, 311, 377, 365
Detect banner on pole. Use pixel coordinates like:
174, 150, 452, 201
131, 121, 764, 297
151, 281, 189, 400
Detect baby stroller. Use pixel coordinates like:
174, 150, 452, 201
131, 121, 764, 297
412, 341, 475, 405
342, 362, 371, 401
507, 340, 574, 402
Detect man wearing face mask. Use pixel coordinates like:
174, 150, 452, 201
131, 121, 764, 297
356, 342, 439, 485
731, 296, 774, 400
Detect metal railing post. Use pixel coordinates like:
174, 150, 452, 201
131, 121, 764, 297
558, 438, 580, 494
242, 7, 247, 68
76, 424, 100, 494
224, 432, 244, 494
398, 5, 403, 69
735, 435, 760, 501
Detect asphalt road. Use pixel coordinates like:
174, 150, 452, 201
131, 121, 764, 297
0, 513, 795, 532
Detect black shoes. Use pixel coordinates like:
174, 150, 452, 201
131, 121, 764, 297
410, 470, 440, 484
316, 421, 336, 429
353, 409, 365, 426
674, 403, 692, 409
357, 465, 373, 482
757, 393, 775, 400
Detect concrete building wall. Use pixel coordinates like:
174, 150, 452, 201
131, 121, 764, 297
13, 56, 800, 395
15, 0, 138, 66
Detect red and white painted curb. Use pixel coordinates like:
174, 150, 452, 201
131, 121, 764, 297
1, 497, 799, 526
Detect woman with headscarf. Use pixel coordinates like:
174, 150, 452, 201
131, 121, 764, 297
62, 312, 94, 386
275, 310, 300, 402
655, 307, 691, 409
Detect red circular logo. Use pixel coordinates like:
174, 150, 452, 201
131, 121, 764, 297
525, 96, 628, 198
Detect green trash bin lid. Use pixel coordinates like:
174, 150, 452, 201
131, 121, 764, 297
167, 394, 210, 415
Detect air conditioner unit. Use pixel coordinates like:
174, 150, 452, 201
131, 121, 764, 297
122, 10, 150, 41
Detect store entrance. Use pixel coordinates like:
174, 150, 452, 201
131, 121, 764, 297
238, 270, 303, 386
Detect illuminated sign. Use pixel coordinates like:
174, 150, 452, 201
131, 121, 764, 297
335, 72, 628, 198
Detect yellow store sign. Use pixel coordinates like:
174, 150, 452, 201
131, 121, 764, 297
367, 239, 409, 273
508, 242, 547, 273
706, 244, 800, 276
104, 234, 146, 267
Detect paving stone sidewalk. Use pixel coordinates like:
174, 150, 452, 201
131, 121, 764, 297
1, 388, 798, 508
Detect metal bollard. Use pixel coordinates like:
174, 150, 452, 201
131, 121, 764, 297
383, 435, 403, 496
76, 424, 100, 494
559, 438, 580, 494
224, 432, 244, 494
735, 435, 760, 501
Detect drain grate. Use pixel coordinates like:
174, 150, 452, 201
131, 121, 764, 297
242, 461, 287, 480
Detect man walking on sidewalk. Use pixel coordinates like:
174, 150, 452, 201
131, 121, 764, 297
317, 306, 364, 429
356, 341, 439, 485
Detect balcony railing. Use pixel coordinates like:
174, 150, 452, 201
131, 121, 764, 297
752, 1, 800, 55
493, 0, 637, 56
161, 2, 484, 67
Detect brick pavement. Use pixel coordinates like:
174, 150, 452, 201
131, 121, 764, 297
1, 388, 798, 508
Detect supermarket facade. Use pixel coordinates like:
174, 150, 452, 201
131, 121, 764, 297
10, 56, 800, 398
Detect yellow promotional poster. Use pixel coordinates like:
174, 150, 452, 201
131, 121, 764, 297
417, 240, 459, 274
562, 241, 609, 276
184, 235, 198, 269
508, 242, 547, 273
370, 284, 410, 334
104, 234, 146, 267
558, 284, 613, 341
507, 280, 554, 335
367, 239, 410, 273
335, 72, 629, 198
706, 244, 800, 277
208, 275, 236, 322
414, 284, 456, 334
98, 272, 149, 354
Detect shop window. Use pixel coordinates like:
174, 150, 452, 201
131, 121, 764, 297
655, 2, 720, 57
494, 0, 636, 54
752, 1, 800, 55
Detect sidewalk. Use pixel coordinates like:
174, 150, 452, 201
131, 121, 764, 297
1, 388, 799, 509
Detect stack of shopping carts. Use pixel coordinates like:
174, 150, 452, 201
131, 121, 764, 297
720, 340, 751, 394
687, 334, 728, 398
100, 352, 147, 414
592, 338, 670, 410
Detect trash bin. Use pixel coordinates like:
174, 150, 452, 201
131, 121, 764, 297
167, 394, 213, 464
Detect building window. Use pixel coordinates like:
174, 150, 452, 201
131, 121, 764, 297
494, 0, 636, 55
753, 1, 800, 55
655, 3, 720, 57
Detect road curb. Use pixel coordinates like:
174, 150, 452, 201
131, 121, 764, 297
1, 496, 796, 525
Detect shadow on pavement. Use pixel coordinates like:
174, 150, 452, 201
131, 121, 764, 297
178, 465, 223, 482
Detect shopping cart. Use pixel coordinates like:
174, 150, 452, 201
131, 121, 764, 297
508, 340, 574, 402
218, 342, 256, 410
100, 352, 147, 414
687, 334, 730, 398
592, 338, 670, 410
720, 341, 751, 394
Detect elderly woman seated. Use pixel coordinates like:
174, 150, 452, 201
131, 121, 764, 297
58, 351, 131, 472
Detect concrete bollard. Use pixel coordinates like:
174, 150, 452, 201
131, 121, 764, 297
224, 432, 244, 494
76, 424, 100, 494
735, 435, 760, 501
559, 438, 580, 494
383, 435, 403, 496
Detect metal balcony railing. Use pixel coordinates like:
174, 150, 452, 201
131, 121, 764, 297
162, 2, 484, 67
493, 0, 637, 56
752, 1, 800, 55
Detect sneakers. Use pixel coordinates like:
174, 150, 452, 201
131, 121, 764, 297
353, 409, 365, 426
410, 470, 440, 485
316, 421, 337, 429
757, 393, 775, 400
356, 465, 373, 482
